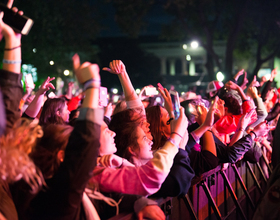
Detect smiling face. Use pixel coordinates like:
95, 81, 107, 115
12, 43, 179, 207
99, 121, 117, 156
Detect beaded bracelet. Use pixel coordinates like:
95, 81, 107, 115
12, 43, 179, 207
4, 45, 21, 51
168, 137, 179, 149
3, 59, 22, 64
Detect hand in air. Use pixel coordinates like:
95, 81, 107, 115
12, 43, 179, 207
102, 60, 127, 75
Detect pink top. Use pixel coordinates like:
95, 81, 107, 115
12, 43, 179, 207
89, 141, 179, 196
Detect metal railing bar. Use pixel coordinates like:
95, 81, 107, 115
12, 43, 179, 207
201, 180, 223, 220
231, 164, 255, 210
246, 161, 263, 194
220, 170, 247, 220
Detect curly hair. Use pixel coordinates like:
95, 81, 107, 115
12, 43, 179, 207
0, 118, 44, 192
39, 98, 67, 126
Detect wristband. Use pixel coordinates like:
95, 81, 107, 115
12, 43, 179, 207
3, 59, 22, 64
83, 79, 101, 91
250, 131, 257, 139
171, 131, 183, 139
4, 45, 21, 51
168, 137, 179, 149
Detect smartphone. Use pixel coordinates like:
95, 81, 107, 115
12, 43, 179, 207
169, 90, 180, 119
25, 73, 35, 89
0, 3, 34, 35
145, 87, 158, 96
99, 86, 108, 107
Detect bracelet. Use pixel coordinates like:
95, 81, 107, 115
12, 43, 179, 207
3, 59, 22, 64
83, 78, 101, 86
168, 137, 179, 149
4, 45, 21, 51
171, 132, 183, 139
250, 131, 257, 139
83, 79, 101, 91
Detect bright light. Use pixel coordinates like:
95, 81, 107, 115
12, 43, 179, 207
136, 88, 141, 94
22, 64, 28, 69
216, 71, 224, 82
191, 41, 199, 49
112, 88, 118, 94
49, 60, 54, 65
181, 92, 185, 96
64, 70, 70, 76
33, 48, 37, 53
182, 44, 187, 50
186, 55, 191, 61
196, 81, 201, 86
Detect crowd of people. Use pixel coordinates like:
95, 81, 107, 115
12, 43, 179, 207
0, 1, 280, 220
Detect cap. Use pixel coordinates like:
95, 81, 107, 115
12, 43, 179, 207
206, 81, 224, 94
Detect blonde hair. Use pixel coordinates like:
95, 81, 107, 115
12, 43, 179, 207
0, 118, 45, 192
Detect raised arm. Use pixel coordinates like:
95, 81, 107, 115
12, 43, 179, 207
0, 1, 23, 133
103, 60, 144, 112
23, 77, 55, 118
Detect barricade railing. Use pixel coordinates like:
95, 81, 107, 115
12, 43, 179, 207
165, 156, 271, 220
108, 154, 271, 220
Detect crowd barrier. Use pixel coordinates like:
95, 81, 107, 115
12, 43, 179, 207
164, 156, 271, 220
108, 154, 271, 220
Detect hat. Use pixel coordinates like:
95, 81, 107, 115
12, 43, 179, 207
206, 81, 224, 94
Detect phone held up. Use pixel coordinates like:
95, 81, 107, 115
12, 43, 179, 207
0, 3, 34, 35
169, 90, 180, 119
99, 86, 108, 107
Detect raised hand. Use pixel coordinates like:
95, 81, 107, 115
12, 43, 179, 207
37, 76, 55, 95
225, 80, 240, 91
0, 0, 22, 42
157, 84, 174, 118
72, 53, 100, 84
247, 86, 258, 99
102, 60, 127, 75
237, 108, 255, 131
248, 75, 260, 88
233, 69, 244, 81
270, 67, 278, 81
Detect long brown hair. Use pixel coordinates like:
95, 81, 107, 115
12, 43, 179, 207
109, 109, 142, 160
29, 124, 73, 179
146, 105, 168, 150
39, 98, 67, 126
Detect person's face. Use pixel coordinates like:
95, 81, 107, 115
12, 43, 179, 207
99, 121, 117, 156
60, 103, 70, 122
131, 112, 153, 140
160, 107, 171, 138
134, 127, 154, 160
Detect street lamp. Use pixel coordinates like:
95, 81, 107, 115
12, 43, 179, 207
190, 41, 199, 49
